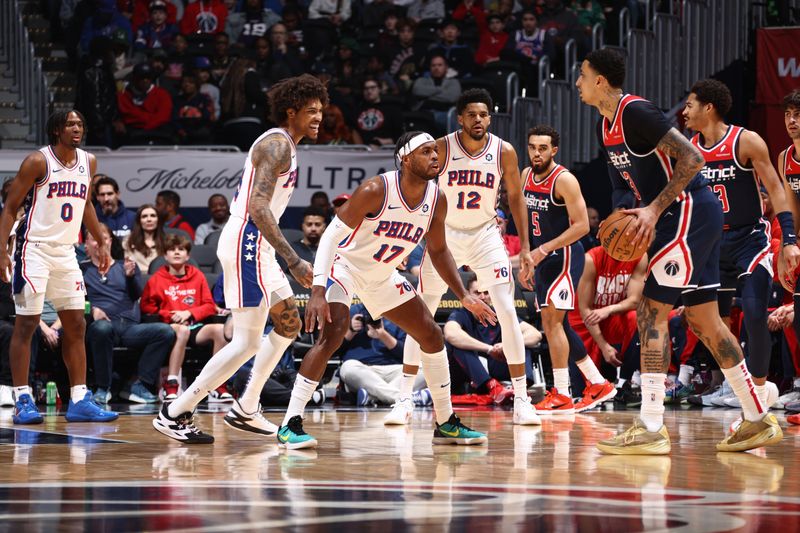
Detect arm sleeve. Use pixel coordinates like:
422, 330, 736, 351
621, 100, 672, 154
312, 216, 355, 286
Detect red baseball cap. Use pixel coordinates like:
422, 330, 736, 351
332, 193, 350, 206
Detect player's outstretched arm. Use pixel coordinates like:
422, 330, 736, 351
0, 152, 45, 282
530, 172, 589, 267
82, 154, 110, 275
624, 128, 704, 248
426, 194, 496, 325
304, 176, 385, 332
501, 142, 533, 277
249, 133, 312, 287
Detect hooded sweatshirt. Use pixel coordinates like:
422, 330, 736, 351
140, 263, 216, 323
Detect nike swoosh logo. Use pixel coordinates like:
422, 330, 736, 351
387, 205, 401, 210
440, 381, 451, 388
551, 402, 568, 409
439, 427, 460, 437
590, 391, 602, 400
452, 156, 464, 161
52, 169, 61, 173
278, 433, 290, 442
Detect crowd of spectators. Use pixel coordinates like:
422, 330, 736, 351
62, 0, 645, 149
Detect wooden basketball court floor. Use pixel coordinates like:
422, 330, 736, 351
1, 403, 799, 532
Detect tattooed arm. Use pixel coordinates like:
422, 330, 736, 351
249, 133, 313, 287
625, 128, 704, 248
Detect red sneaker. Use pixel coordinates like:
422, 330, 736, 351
163, 379, 179, 402
788, 413, 800, 426
487, 378, 514, 405
574, 381, 617, 413
534, 388, 575, 415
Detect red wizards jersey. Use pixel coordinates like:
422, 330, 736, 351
784, 145, 800, 201
691, 125, 762, 229
522, 163, 572, 249
587, 246, 639, 308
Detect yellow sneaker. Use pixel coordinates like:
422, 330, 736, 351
596, 418, 671, 455
716, 413, 783, 452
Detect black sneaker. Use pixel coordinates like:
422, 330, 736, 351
152, 404, 214, 444
613, 382, 642, 408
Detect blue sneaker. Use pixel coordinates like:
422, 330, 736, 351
93, 389, 112, 405
356, 388, 372, 407
412, 388, 433, 406
13, 393, 43, 425
66, 392, 119, 422
121, 380, 159, 404
432, 413, 488, 445
277, 415, 318, 449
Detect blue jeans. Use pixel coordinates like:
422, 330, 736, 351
449, 346, 534, 390
87, 318, 175, 389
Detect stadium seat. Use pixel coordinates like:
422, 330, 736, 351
191, 244, 219, 273
204, 230, 221, 248
148, 255, 200, 275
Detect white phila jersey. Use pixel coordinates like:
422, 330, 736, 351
337, 171, 438, 280
438, 131, 503, 231
230, 127, 298, 224
17, 146, 91, 245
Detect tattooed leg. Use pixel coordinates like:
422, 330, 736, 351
637, 297, 672, 374
683, 301, 743, 369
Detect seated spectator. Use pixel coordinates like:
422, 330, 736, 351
129, 0, 180, 32
281, 6, 306, 54
539, 0, 580, 76
133, 0, 178, 53
508, 9, 550, 68
475, 13, 509, 66
123, 204, 166, 272
83, 225, 176, 404
375, 9, 400, 52
75, 37, 119, 147
365, 54, 399, 96
569, 246, 645, 406
317, 105, 363, 145
195, 194, 230, 245
411, 54, 461, 136
141, 235, 230, 401
339, 304, 429, 406
452, 0, 486, 44
164, 33, 191, 83
269, 23, 305, 77
277, 206, 326, 271
578, 206, 600, 252
385, 20, 426, 92
219, 56, 265, 150
226, 0, 280, 47
444, 273, 542, 404
180, 0, 228, 35
94, 176, 137, 240
310, 192, 332, 220
156, 190, 195, 240
209, 32, 233, 86
114, 62, 174, 145
110, 28, 136, 81
356, 78, 404, 147
364, 0, 395, 28
306, 0, 352, 58
426, 19, 476, 79
172, 73, 215, 145
407, 0, 446, 23
495, 209, 520, 268
79, 0, 132, 57
194, 57, 221, 121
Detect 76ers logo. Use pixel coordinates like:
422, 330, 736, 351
395, 281, 414, 295
664, 260, 680, 277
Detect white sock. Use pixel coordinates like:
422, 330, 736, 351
398, 372, 416, 401
640, 373, 666, 432
553, 367, 571, 396
617, 378, 627, 388
755, 384, 768, 408
576, 356, 605, 385
70, 384, 88, 403
721, 361, 764, 422
240, 331, 294, 414
420, 348, 453, 425
282, 374, 318, 426
678, 364, 693, 385
632, 370, 641, 386
511, 374, 527, 400
167, 374, 179, 383
14, 386, 31, 400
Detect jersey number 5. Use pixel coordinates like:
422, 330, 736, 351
530, 211, 541, 236
712, 184, 730, 213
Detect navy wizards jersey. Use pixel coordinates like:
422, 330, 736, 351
692, 125, 762, 229
598, 94, 707, 209
784, 144, 800, 201
523, 164, 572, 249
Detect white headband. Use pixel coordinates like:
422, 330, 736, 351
397, 133, 435, 160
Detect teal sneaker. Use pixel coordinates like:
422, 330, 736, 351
276, 415, 318, 450
673, 382, 695, 404
432, 413, 488, 445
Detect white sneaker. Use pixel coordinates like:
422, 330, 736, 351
774, 388, 800, 410
224, 399, 278, 435
729, 381, 780, 433
724, 395, 741, 408
512, 396, 541, 425
710, 382, 734, 407
0, 385, 14, 407
384, 398, 414, 425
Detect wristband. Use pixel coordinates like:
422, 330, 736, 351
777, 211, 796, 246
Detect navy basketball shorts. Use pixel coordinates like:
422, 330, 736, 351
644, 186, 723, 306
534, 241, 585, 311
719, 220, 773, 290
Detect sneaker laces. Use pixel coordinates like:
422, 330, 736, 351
287, 415, 307, 435
177, 413, 201, 433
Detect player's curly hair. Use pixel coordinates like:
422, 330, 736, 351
47, 109, 86, 145
690, 79, 732, 117
585, 48, 626, 88
528, 125, 560, 148
783, 89, 800, 111
268, 74, 329, 126
456, 88, 493, 115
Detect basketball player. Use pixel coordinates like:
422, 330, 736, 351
683, 79, 798, 409
153, 75, 328, 443
777, 89, 800, 363
386, 88, 541, 427
520, 125, 616, 414
276, 131, 496, 449
576, 48, 781, 454
0, 110, 118, 424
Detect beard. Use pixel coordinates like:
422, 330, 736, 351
532, 159, 551, 174
466, 128, 485, 141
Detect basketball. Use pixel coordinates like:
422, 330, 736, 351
597, 210, 648, 261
